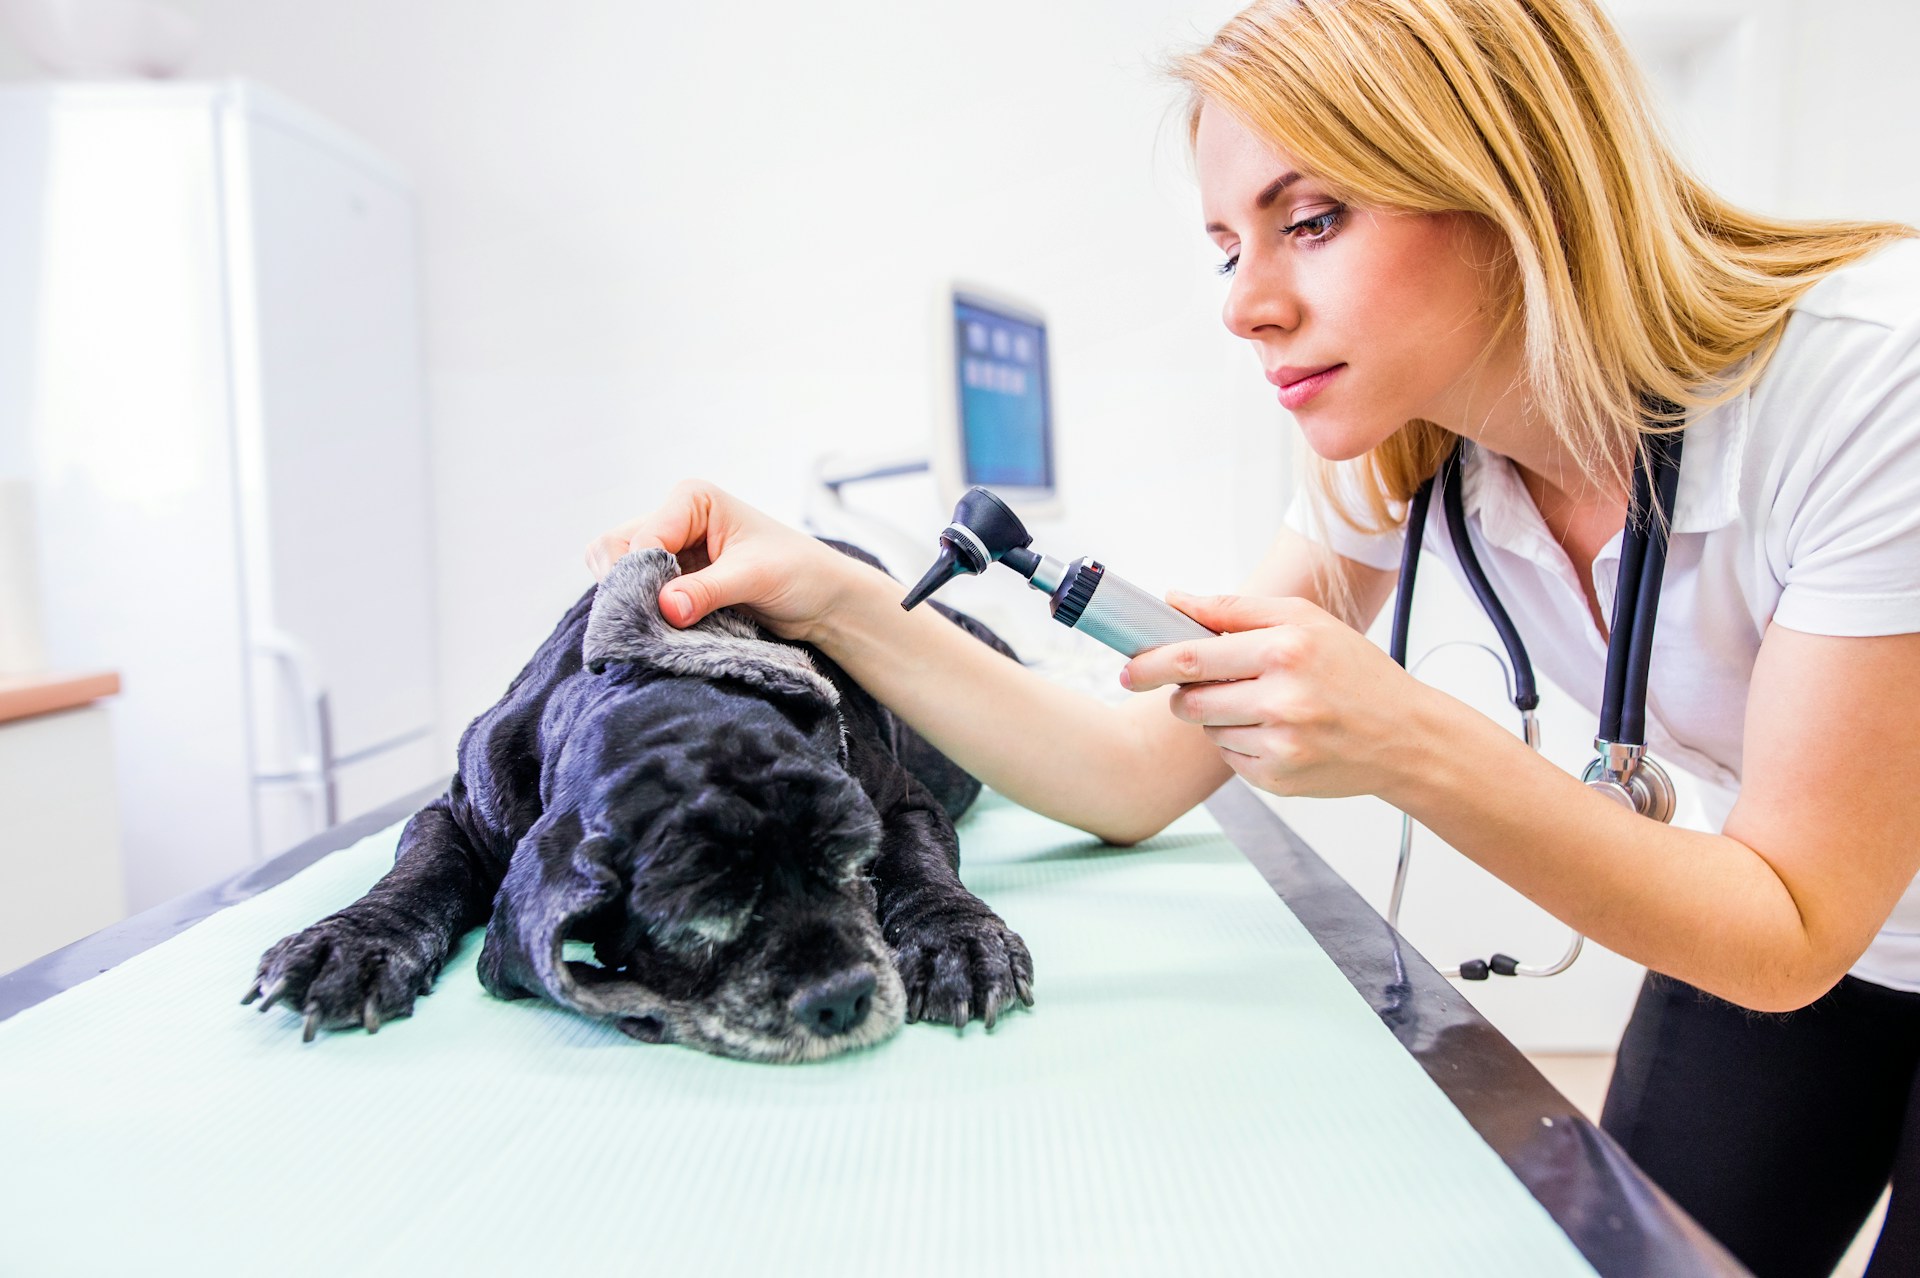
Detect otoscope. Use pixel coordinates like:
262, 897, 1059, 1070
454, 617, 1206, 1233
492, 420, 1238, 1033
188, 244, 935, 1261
901, 486, 1217, 657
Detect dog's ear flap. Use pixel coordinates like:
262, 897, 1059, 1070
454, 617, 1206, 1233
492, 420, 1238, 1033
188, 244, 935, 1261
581, 548, 841, 711
477, 818, 616, 1005
478, 821, 691, 1043
477, 817, 687, 1035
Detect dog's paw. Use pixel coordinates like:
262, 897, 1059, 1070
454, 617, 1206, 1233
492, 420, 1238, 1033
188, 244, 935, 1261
889, 901, 1034, 1033
242, 909, 441, 1042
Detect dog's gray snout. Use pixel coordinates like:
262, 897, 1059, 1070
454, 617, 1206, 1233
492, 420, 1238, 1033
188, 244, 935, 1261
793, 970, 877, 1037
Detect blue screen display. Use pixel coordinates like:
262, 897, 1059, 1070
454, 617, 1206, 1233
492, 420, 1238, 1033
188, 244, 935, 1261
954, 298, 1052, 490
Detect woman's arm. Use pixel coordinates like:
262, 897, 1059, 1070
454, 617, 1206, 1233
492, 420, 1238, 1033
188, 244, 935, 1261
809, 565, 1214, 843
1128, 592, 1920, 1012
589, 484, 1392, 845
813, 526, 1395, 844
1391, 624, 1920, 1012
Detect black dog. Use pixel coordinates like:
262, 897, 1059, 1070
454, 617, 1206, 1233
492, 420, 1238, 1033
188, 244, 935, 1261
244, 542, 1034, 1062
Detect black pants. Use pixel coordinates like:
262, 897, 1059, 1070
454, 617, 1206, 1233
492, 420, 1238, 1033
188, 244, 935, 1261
1601, 972, 1920, 1277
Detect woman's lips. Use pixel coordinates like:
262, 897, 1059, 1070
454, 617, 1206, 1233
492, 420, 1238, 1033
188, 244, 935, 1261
1269, 363, 1345, 411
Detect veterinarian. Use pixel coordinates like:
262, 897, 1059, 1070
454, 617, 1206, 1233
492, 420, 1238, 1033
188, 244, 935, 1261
587, 2, 1920, 1272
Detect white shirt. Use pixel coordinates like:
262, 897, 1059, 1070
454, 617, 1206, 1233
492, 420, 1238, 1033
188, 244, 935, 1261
1285, 239, 1920, 992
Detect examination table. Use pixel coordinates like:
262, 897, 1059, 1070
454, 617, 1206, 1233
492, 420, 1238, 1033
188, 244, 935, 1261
0, 780, 1747, 1276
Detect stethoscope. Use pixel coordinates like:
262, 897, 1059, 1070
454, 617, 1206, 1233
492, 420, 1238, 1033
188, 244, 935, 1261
1385, 413, 1686, 980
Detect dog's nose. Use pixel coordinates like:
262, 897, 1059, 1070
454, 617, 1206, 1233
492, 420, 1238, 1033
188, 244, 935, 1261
793, 971, 877, 1037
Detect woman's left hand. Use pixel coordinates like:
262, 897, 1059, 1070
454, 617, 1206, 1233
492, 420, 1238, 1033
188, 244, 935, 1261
1120, 591, 1432, 800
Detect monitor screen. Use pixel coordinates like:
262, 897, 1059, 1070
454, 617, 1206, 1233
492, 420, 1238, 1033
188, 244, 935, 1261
953, 293, 1053, 493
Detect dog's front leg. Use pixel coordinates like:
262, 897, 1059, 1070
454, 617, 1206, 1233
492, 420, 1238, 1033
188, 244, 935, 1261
244, 793, 502, 1041
872, 783, 1035, 1032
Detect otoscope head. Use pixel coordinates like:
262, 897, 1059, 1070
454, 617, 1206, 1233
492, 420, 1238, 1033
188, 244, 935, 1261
950, 486, 1032, 557
901, 486, 1036, 610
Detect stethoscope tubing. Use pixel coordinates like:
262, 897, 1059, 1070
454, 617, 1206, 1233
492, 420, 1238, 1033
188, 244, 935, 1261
1394, 427, 1684, 744
1385, 415, 1684, 979
1607, 430, 1685, 745
1440, 443, 1541, 712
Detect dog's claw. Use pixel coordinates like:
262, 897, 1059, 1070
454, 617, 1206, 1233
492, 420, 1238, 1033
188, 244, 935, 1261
240, 980, 262, 1006
983, 1001, 998, 1032
363, 997, 381, 1034
255, 978, 288, 1014
1015, 976, 1034, 1007
302, 1002, 322, 1043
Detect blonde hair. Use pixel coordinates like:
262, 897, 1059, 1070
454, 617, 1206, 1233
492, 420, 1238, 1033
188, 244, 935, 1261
1168, 0, 1911, 597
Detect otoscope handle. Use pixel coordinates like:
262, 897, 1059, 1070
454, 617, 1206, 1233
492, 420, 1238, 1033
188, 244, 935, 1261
1052, 560, 1216, 657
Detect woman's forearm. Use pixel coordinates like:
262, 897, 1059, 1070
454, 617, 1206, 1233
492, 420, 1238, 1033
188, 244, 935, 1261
1388, 688, 1825, 1011
810, 560, 1226, 844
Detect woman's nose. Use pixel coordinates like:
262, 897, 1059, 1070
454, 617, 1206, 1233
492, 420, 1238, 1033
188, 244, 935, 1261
1221, 255, 1301, 341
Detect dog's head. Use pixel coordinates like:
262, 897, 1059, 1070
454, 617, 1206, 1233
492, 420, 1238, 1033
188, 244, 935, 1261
476, 549, 905, 1062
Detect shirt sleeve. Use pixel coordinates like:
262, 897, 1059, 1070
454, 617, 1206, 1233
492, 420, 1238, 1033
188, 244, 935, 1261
1281, 462, 1407, 572
1771, 323, 1920, 637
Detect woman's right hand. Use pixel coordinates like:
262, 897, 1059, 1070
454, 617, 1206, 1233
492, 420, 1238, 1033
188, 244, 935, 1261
584, 478, 863, 641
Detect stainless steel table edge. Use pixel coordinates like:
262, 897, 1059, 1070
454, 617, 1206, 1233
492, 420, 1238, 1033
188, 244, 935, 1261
1205, 779, 1748, 1278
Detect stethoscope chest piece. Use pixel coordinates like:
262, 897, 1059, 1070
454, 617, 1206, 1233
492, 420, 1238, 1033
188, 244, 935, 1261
1582, 741, 1677, 823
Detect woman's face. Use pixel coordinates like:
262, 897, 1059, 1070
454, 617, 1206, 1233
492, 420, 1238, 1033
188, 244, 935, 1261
1194, 105, 1515, 461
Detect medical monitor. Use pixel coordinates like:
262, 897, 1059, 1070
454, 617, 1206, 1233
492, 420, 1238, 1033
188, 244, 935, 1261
940, 287, 1058, 515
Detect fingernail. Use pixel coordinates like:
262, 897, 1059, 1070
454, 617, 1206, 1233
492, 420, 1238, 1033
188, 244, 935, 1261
1118, 668, 1133, 690
664, 589, 688, 624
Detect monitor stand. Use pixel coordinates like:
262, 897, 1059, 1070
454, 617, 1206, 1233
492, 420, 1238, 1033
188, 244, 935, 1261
803, 449, 937, 583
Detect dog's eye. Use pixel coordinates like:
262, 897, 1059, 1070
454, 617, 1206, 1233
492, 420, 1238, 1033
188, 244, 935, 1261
661, 882, 760, 950
681, 911, 749, 944
833, 839, 880, 883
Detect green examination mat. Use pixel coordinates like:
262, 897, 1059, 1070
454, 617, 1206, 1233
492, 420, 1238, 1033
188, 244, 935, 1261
0, 792, 1596, 1277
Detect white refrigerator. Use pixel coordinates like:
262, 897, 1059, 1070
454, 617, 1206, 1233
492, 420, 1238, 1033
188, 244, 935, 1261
0, 80, 441, 911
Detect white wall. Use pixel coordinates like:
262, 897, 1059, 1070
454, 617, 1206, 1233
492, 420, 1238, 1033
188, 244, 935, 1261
37, 0, 1272, 759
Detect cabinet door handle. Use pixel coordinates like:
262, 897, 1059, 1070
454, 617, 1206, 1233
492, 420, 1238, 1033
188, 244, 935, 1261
253, 629, 333, 823
314, 689, 338, 826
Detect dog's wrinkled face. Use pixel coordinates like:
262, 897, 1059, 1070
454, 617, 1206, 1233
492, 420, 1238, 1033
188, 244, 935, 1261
473, 545, 910, 1061
478, 687, 906, 1062
586, 718, 907, 1061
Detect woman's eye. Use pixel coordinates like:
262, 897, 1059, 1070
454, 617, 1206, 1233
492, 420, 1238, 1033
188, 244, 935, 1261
1282, 205, 1346, 243
1214, 203, 1345, 276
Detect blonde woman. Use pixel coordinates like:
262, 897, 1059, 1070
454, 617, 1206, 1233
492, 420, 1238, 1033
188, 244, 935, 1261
588, 2, 1920, 1270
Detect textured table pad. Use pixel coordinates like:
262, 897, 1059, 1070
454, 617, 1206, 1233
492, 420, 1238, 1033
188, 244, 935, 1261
0, 792, 1595, 1276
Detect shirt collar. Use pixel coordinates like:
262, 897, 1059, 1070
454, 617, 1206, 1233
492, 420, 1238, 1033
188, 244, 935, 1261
1668, 390, 1747, 535
1458, 387, 1749, 551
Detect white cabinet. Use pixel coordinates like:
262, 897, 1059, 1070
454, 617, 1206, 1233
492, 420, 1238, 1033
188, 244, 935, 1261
0, 702, 124, 975
0, 81, 441, 911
